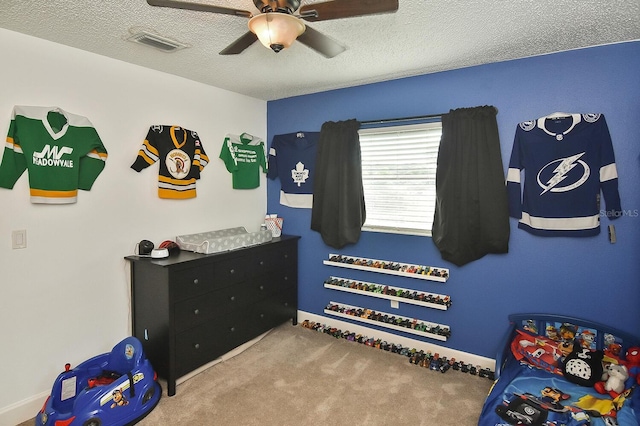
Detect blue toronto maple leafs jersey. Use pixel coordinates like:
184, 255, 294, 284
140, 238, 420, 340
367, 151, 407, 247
506, 113, 621, 236
267, 131, 319, 208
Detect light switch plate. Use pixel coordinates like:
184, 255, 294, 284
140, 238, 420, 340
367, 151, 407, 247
12, 229, 27, 249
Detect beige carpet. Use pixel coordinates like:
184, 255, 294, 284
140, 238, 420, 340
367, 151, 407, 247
20, 322, 492, 425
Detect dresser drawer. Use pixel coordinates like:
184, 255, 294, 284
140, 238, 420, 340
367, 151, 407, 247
245, 249, 274, 274
250, 268, 295, 298
169, 264, 216, 302
174, 281, 260, 332
250, 288, 297, 333
174, 311, 254, 376
270, 267, 296, 293
247, 241, 297, 272
214, 256, 247, 284
270, 243, 297, 269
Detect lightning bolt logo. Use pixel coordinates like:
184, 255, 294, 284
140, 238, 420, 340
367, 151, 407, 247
537, 152, 590, 195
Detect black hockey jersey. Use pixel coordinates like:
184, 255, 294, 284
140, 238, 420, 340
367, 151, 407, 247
506, 113, 621, 236
131, 125, 209, 199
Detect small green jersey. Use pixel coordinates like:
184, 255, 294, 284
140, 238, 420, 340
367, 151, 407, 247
219, 132, 267, 189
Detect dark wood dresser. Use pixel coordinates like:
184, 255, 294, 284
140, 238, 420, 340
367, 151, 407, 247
125, 235, 299, 396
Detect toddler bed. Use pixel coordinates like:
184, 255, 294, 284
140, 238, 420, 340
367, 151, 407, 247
478, 313, 640, 426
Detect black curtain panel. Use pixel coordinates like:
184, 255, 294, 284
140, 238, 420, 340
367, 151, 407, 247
311, 119, 366, 248
432, 106, 510, 266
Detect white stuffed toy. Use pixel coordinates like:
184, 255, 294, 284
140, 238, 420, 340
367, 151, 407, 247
603, 364, 629, 395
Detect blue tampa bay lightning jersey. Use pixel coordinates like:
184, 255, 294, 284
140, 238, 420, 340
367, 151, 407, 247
267, 131, 319, 208
506, 113, 621, 237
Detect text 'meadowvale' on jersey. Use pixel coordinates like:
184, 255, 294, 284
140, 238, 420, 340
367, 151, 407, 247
0, 106, 108, 204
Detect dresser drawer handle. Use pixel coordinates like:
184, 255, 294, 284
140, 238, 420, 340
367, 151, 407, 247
259, 260, 264, 266
194, 343, 200, 349
229, 269, 235, 274
194, 309, 200, 315
229, 327, 235, 332
284, 276, 288, 281
259, 285, 264, 291
230, 296, 236, 301
193, 278, 199, 284
259, 313, 265, 319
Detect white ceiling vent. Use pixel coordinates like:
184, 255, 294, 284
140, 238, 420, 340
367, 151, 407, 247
127, 31, 189, 53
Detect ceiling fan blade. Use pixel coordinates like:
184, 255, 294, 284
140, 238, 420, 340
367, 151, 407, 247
219, 31, 259, 55
146, 0, 252, 18
300, 0, 398, 22
296, 26, 346, 58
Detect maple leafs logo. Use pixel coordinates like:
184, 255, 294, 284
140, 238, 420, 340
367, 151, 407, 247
291, 161, 309, 187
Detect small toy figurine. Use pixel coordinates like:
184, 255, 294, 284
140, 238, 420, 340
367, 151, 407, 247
439, 359, 452, 373
479, 367, 495, 380
429, 354, 441, 371
410, 350, 425, 365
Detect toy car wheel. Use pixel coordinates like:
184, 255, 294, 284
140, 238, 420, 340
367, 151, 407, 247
83, 418, 101, 426
142, 386, 156, 404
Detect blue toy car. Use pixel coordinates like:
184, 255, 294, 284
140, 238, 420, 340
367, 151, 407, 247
36, 336, 161, 426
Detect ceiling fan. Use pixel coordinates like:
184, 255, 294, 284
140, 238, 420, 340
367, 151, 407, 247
146, 0, 399, 58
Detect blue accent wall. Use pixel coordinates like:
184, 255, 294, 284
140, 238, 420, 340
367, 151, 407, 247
266, 42, 640, 359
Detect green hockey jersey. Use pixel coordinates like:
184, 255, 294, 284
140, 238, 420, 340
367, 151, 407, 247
219, 132, 267, 189
0, 106, 108, 204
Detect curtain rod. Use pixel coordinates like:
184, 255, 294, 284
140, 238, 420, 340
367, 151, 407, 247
360, 113, 444, 126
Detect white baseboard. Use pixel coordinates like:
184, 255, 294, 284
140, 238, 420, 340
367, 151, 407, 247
297, 310, 496, 370
0, 390, 48, 426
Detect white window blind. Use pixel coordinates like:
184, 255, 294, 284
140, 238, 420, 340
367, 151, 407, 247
359, 121, 442, 236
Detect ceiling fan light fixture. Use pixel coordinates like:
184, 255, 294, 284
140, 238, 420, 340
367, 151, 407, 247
248, 12, 305, 53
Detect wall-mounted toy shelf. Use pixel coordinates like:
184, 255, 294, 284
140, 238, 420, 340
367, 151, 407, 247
323, 254, 449, 282
324, 301, 450, 342
324, 277, 451, 311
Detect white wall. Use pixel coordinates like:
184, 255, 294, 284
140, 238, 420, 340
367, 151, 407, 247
0, 28, 267, 424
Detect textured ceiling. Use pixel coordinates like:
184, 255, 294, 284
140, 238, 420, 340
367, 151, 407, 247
1, 1, 639, 101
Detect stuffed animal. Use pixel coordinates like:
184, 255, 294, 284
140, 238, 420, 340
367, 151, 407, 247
595, 364, 629, 398
624, 346, 640, 387
562, 346, 603, 387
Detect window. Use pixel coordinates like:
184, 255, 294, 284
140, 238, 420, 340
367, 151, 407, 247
359, 121, 442, 236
